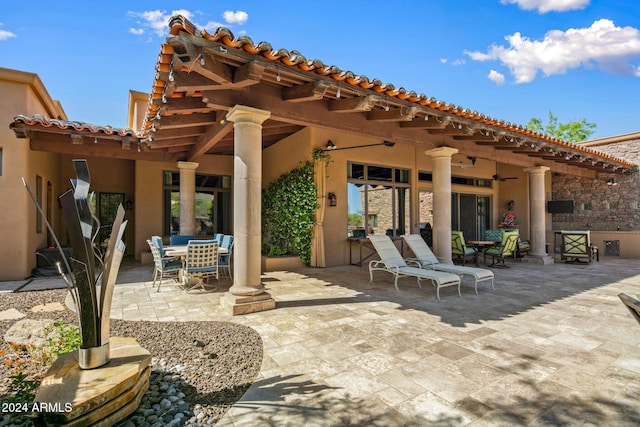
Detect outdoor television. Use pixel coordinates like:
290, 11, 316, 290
547, 200, 574, 214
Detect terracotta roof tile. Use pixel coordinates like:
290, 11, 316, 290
150, 16, 637, 170
11, 114, 138, 137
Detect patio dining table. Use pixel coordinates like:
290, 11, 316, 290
164, 244, 228, 258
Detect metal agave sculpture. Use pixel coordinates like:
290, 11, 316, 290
23, 159, 127, 369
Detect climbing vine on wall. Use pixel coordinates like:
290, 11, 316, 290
262, 161, 318, 265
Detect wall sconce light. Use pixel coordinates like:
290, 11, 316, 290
126, 199, 134, 210
323, 140, 395, 152
607, 178, 617, 186
328, 192, 337, 207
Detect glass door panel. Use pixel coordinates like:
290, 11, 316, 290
459, 194, 477, 240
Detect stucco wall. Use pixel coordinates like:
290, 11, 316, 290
0, 75, 62, 280
134, 156, 234, 261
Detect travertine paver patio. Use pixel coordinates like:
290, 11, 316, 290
1, 257, 631, 425
104, 258, 640, 426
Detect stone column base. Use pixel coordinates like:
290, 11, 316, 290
221, 292, 276, 316
521, 255, 555, 265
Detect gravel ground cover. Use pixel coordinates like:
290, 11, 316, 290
0, 289, 263, 426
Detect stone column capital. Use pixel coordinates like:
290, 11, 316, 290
177, 161, 199, 171
524, 165, 550, 175
425, 146, 459, 158
227, 105, 271, 125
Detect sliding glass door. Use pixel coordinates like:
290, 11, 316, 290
451, 193, 491, 241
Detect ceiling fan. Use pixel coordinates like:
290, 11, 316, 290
492, 164, 518, 182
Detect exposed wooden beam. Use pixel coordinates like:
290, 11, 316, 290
367, 107, 417, 122
188, 114, 234, 161
399, 116, 449, 129
149, 136, 199, 148
233, 61, 265, 88
162, 97, 212, 114
195, 84, 599, 177
427, 126, 474, 135
453, 134, 495, 141
282, 81, 330, 102
173, 71, 226, 92
153, 126, 207, 140
183, 53, 234, 86
329, 96, 379, 112
28, 134, 177, 162
158, 112, 217, 129
494, 145, 528, 151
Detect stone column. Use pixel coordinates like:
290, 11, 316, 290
425, 147, 458, 261
523, 166, 554, 264
178, 161, 198, 236
221, 105, 275, 315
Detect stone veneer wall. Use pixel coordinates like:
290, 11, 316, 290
551, 139, 640, 231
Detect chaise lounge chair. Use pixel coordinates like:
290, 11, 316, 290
618, 293, 640, 326
367, 235, 461, 300
402, 234, 494, 295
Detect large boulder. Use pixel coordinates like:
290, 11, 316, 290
4, 318, 56, 347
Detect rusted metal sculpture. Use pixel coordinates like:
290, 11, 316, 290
24, 159, 127, 369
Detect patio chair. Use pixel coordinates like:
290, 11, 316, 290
483, 231, 519, 268
451, 231, 477, 266
147, 239, 181, 291
367, 235, 461, 300
182, 239, 219, 291
560, 230, 599, 263
618, 293, 640, 326
151, 235, 166, 255
213, 233, 224, 245
219, 235, 234, 279
170, 235, 194, 245
402, 234, 494, 295
485, 229, 504, 243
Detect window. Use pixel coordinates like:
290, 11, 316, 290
163, 172, 232, 236
91, 192, 125, 244
36, 175, 42, 233
347, 163, 410, 237
451, 193, 492, 241
419, 171, 492, 188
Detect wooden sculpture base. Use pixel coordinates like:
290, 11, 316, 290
34, 337, 151, 426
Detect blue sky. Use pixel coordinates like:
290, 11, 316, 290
2, 0, 639, 139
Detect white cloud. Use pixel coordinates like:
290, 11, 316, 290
452, 59, 466, 66
465, 19, 640, 83
0, 24, 16, 41
223, 10, 248, 25
202, 21, 226, 32
440, 58, 448, 64
488, 70, 506, 85
500, 0, 589, 13
127, 9, 194, 37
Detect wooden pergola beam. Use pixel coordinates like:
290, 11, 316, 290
367, 107, 417, 122
233, 61, 266, 88
283, 81, 330, 102
158, 112, 217, 129
188, 113, 234, 161
28, 134, 177, 162
329, 96, 379, 112
162, 97, 212, 114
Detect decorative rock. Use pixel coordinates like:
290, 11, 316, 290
0, 308, 26, 321
3, 318, 55, 346
30, 302, 66, 312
